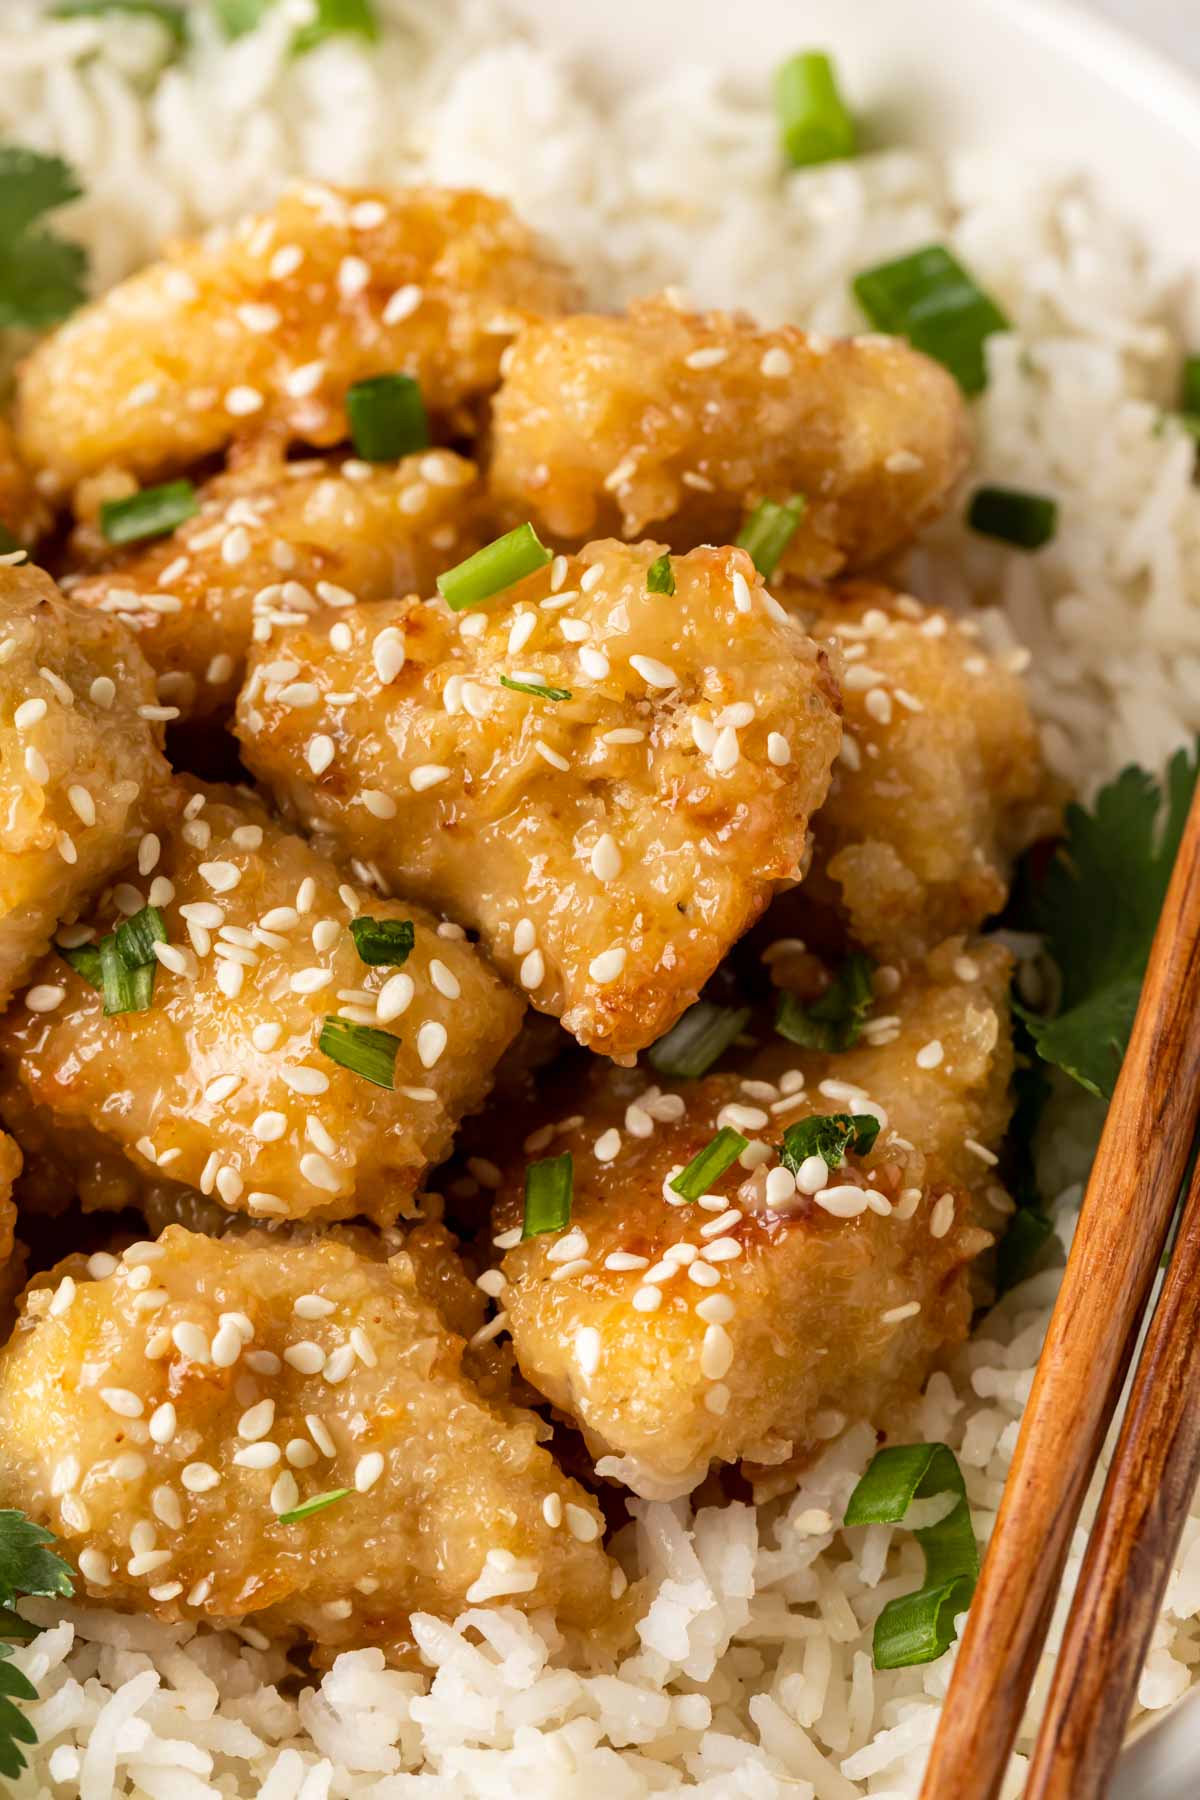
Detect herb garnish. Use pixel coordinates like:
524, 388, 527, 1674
349, 917, 414, 968
779, 1111, 880, 1174
647, 1000, 751, 1080
522, 1153, 573, 1238
0, 147, 88, 330
318, 1016, 401, 1089
774, 952, 875, 1053
0, 1512, 74, 1779
669, 1127, 748, 1203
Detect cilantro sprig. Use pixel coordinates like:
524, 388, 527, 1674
1016, 743, 1198, 1100
0, 147, 88, 331
0, 1512, 74, 1779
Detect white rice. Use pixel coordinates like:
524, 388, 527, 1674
2, 2, 1199, 1794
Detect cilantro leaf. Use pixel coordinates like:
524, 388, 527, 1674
1017, 743, 1198, 1099
0, 147, 88, 330
779, 1111, 880, 1174
774, 952, 876, 1053
0, 1513, 74, 1779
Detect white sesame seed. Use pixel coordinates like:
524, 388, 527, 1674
199, 860, 241, 894
712, 725, 740, 772
590, 834, 622, 883
565, 1503, 600, 1542
226, 385, 264, 416
286, 1439, 318, 1468
916, 1039, 945, 1070
300, 1152, 340, 1193
238, 1399, 275, 1442
376, 972, 415, 1022
307, 735, 335, 775
594, 1128, 621, 1162
383, 282, 422, 324
760, 346, 793, 378
930, 1194, 956, 1239
372, 628, 405, 684
519, 949, 545, 989
704, 1383, 731, 1416
26, 983, 64, 1012
337, 254, 370, 297
90, 676, 116, 709
767, 733, 791, 766
695, 1293, 735, 1326
281, 1066, 329, 1096
294, 1294, 336, 1320
234, 1442, 280, 1470
688, 1261, 721, 1288
542, 1493, 563, 1528
271, 1472, 300, 1515
210, 1317, 244, 1362
410, 764, 450, 792
700, 1323, 734, 1379
284, 1342, 326, 1375
100, 1387, 144, 1418
15, 697, 46, 729
181, 1463, 220, 1493
79, 1549, 112, 1586
882, 1301, 922, 1325
429, 959, 461, 1000
814, 1184, 871, 1218
417, 1021, 447, 1068
630, 653, 677, 689
355, 1451, 384, 1492
632, 1285, 662, 1312
589, 947, 626, 984
171, 1322, 210, 1363
23, 746, 49, 783
323, 1344, 356, 1383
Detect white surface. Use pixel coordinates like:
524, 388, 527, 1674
501, 0, 1200, 1790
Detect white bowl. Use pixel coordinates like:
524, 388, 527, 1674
503, 0, 1200, 1790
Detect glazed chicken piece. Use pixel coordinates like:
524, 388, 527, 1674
489, 937, 1012, 1497
0, 420, 51, 547
16, 183, 578, 496
790, 581, 1053, 958
0, 561, 171, 1010
65, 447, 485, 719
0, 1224, 618, 1660
487, 296, 968, 580
236, 539, 842, 1059
0, 781, 522, 1227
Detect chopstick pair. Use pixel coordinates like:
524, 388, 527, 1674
919, 783, 1200, 1800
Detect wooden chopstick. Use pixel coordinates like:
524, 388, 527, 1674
919, 782, 1200, 1800
1022, 1144, 1200, 1798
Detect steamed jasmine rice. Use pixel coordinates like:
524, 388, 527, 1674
1, 2, 1198, 1795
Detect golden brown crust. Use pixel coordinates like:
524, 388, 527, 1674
237, 538, 842, 1058
488, 296, 969, 577
17, 183, 579, 494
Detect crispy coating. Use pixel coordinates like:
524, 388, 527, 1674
65, 448, 485, 719
0, 562, 171, 1010
236, 539, 842, 1059
490, 938, 1012, 1496
791, 581, 1054, 957
0, 781, 523, 1227
0, 420, 51, 546
17, 184, 579, 494
488, 297, 969, 578
0, 1225, 617, 1660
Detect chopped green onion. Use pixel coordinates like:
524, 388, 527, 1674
98, 932, 154, 1016
780, 1111, 880, 1175
51, 0, 187, 44
345, 374, 429, 462
736, 495, 806, 579
499, 676, 572, 702
522, 1153, 573, 1238
646, 553, 675, 596
349, 916, 414, 968
844, 1443, 979, 1668
114, 904, 166, 971
967, 485, 1057, 551
773, 51, 856, 168
58, 941, 102, 989
318, 1016, 400, 1089
647, 1001, 751, 1080
1182, 355, 1200, 416
292, 0, 378, 54
775, 952, 875, 1053
669, 1127, 748, 1203
437, 523, 552, 611
276, 1487, 351, 1525
852, 245, 1009, 396
100, 480, 198, 547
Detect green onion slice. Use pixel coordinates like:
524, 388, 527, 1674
318, 1016, 400, 1088
1182, 354, 1200, 416
345, 373, 428, 462
499, 675, 572, 702
775, 952, 875, 1053
967, 485, 1057, 551
736, 495, 806, 579
647, 1001, 752, 1080
349, 916, 414, 967
115, 904, 166, 970
646, 552, 675, 596
844, 1443, 979, 1669
437, 523, 552, 611
522, 1153, 573, 1238
669, 1126, 748, 1203
276, 1487, 352, 1525
59, 941, 103, 989
98, 933, 154, 1016
852, 245, 1009, 397
51, 0, 188, 44
100, 480, 198, 547
780, 1111, 880, 1174
293, 0, 378, 54
773, 51, 856, 168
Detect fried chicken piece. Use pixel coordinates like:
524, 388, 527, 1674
489, 938, 1011, 1496
17, 184, 578, 496
236, 539, 842, 1059
0, 562, 171, 1010
789, 581, 1054, 958
0, 420, 51, 546
0, 1225, 617, 1660
64, 447, 485, 719
488, 297, 968, 579
0, 781, 522, 1227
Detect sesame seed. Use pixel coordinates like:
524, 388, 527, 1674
234, 1443, 280, 1469
79, 1549, 112, 1585
199, 861, 241, 894
307, 735, 335, 775
930, 1194, 956, 1239
337, 254, 370, 297
383, 282, 422, 324
712, 725, 740, 773
629, 654, 677, 689
238, 1399, 275, 1441
542, 1493, 563, 1528
24, 746, 49, 783
760, 346, 793, 378
704, 1384, 731, 1416
355, 1451, 384, 1492
688, 1261, 721, 1288
589, 947, 626, 984
417, 1021, 447, 1068
695, 1293, 735, 1325
814, 1184, 870, 1218
565, 1504, 600, 1543
181, 1463, 220, 1493
90, 676, 116, 709
286, 1439, 318, 1468
271, 1473, 300, 1516
284, 1342, 326, 1374
594, 1128, 621, 1162
700, 1323, 734, 1379
632, 1285, 662, 1312
376, 972, 414, 1023
684, 344, 729, 369
590, 834, 622, 882
26, 984, 64, 1012
14, 697, 46, 728
410, 764, 450, 792
429, 959, 461, 1000
882, 1301, 922, 1324
767, 733, 791, 766
204, 1073, 241, 1105
281, 1066, 329, 1096
294, 1294, 336, 1320
916, 1039, 945, 1070
226, 385, 264, 416
171, 1322, 211, 1363
534, 739, 570, 772
323, 1344, 356, 1383
373, 628, 405, 684
210, 1316, 245, 1362
100, 1387, 144, 1418
151, 1486, 182, 1529
300, 1152, 340, 1192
